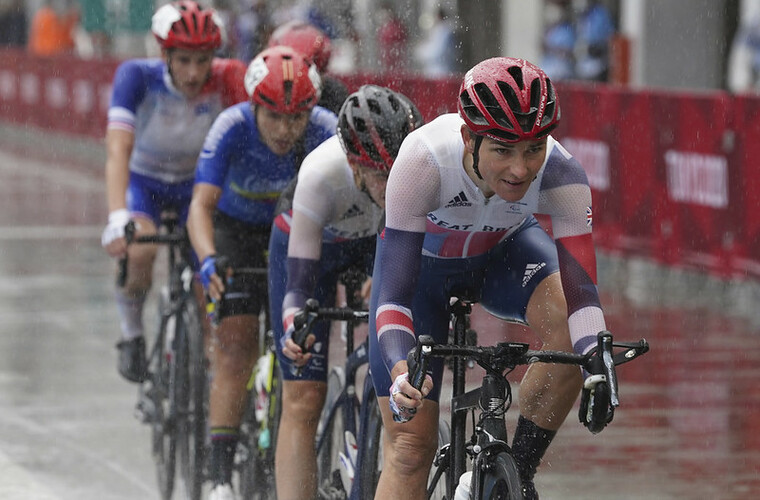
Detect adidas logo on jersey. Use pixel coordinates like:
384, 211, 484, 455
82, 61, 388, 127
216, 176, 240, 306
522, 262, 546, 287
445, 191, 472, 208
340, 204, 364, 220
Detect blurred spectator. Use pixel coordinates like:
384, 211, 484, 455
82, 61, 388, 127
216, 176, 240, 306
414, 6, 459, 77
28, 0, 78, 56
235, 0, 272, 62
0, 0, 27, 47
376, 1, 408, 74
541, 0, 576, 81
77, 0, 111, 58
267, 19, 349, 114
728, 15, 760, 93
575, 0, 615, 81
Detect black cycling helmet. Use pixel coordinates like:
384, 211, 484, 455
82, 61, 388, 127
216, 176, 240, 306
337, 85, 424, 171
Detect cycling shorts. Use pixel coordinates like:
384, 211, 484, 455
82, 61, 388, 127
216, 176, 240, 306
127, 171, 193, 226
213, 210, 270, 318
369, 216, 560, 401
269, 222, 376, 382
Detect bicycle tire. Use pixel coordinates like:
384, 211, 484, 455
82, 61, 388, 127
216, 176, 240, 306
238, 350, 280, 500
153, 288, 177, 500
172, 298, 193, 500
356, 385, 381, 500
317, 366, 351, 497
426, 417, 451, 500
177, 294, 206, 500
479, 452, 523, 500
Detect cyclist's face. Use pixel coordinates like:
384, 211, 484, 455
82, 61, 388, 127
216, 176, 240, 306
463, 128, 548, 202
165, 49, 214, 98
255, 106, 311, 156
352, 163, 390, 208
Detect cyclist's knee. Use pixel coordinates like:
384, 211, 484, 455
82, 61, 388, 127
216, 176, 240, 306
282, 381, 326, 423
384, 408, 438, 475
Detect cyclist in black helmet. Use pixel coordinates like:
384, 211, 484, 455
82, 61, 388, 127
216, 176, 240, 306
268, 85, 423, 500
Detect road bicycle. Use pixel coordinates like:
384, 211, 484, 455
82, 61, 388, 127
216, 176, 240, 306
119, 214, 206, 500
206, 256, 279, 500
290, 268, 381, 500
407, 298, 650, 500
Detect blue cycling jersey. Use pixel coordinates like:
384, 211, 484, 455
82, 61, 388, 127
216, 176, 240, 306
195, 102, 337, 226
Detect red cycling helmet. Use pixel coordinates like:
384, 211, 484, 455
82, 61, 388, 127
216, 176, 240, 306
151, 1, 224, 51
458, 57, 560, 143
338, 85, 424, 171
268, 20, 332, 73
244, 46, 322, 114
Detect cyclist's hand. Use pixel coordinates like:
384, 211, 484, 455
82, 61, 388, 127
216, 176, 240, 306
101, 209, 131, 257
579, 374, 614, 434
282, 334, 314, 367
389, 369, 432, 423
200, 255, 225, 300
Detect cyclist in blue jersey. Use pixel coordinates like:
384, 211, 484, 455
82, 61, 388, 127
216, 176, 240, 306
369, 57, 609, 500
101, 0, 248, 384
186, 45, 337, 499
270, 85, 423, 500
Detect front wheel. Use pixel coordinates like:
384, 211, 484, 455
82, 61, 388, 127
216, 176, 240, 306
181, 294, 206, 500
152, 289, 177, 500
316, 367, 350, 498
478, 452, 523, 500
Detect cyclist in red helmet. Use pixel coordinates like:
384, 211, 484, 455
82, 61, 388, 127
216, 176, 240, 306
267, 20, 349, 114
368, 57, 607, 500
187, 45, 337, 499
269, 85, 423, 499
101, 1, 247, 390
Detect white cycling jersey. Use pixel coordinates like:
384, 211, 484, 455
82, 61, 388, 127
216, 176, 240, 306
288, 136, 383, 259
377, 113, 606, 359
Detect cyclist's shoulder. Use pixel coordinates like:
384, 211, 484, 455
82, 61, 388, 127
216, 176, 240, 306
298, 137, 352, 192
539, 136, 590, 190
308, 105, 339, 133
209, 57, 248, 103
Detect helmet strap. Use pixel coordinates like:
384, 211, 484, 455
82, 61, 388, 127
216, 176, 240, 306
471, 134, 484, 180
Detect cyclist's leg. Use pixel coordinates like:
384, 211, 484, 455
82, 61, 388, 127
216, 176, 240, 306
480, 218, 583, 498
207, 215, 267, 489
114, 173, 163, 382
368, 237, 449, 499
270, 223, 328, 499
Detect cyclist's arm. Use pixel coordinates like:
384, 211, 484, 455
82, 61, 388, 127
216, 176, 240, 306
539, 145, 606, 356
375, 135, 441, 378
187, 182, 221, 263
105, 128, 133, 213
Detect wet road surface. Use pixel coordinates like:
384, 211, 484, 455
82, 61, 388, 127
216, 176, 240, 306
1, 125, 758, 499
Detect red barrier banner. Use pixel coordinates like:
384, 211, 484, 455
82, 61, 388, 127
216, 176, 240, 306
730, 95, 760, 278
0, 49, 117, 137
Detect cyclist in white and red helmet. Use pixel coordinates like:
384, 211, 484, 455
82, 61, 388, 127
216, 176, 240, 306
270, 85, 423, 499
187, 44, 337, 499
369, 57, 607, 500
101, 1, 247, 392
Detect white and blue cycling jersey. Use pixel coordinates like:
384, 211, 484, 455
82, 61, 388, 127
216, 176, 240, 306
108, 58, 248, 184
194, 102, 338, 226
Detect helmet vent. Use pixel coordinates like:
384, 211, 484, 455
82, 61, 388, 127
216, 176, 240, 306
459, 90, 488, 127
475, 82, 514, 132
507, 65, 524, 90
